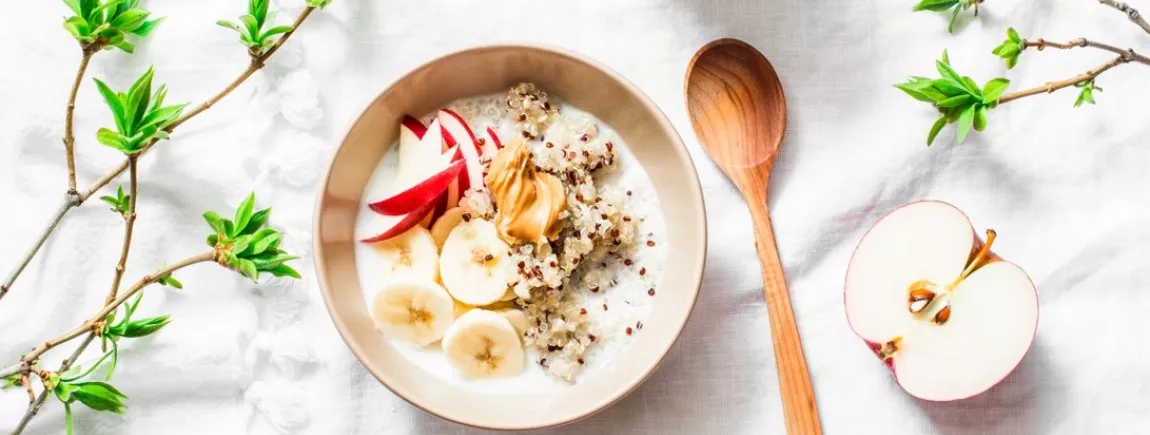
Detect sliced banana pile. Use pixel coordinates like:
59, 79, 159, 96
369, 208, 530, 379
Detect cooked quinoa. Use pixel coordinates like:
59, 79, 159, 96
455, 83, 645, 383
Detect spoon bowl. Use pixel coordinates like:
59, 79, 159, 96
685, 38, 822, 434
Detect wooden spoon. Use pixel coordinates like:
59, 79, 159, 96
684, 38, 822, 434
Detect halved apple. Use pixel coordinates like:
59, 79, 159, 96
844, 201, 1038, 401
369, 160, 464, 216
438, 109, 485, 190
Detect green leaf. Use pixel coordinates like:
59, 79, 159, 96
97, 128, 128, 151
251, 254, 299, 269
223, 219, 236, 238
89, 0, 123, 24
251, 0, 270, 24
956, 104, 976, 143
961, 77, 982, 98
931, 79, 969, 97
138, 103, 187, 131
2, 374, 20, 389
249, 228, 280, 255
93, 79, 127, 133
1005, 55, 1019, 69
1007, 27, 1021, 43
996, 43, 1020, 59
261, 25, 293, 41
1084, 88, 1096, 105
232, 235, 252, 256
936, 94, 973, 108
234, 193, 256, 235
217, 20, 245, 36
935, 59, 966, 91
268, 264, 302, 279
973, 105, 989, 131
131, 17, 162, 36
60, 351, 114, 382
110, 8, 148, 33
207, 233, 219, 247
63, 16, 90, 39
240, 259, 259, 281
912, 0, 959, 12
307, 0, 333, 7
941, 49, 950, 66
110, 39, 135, 54
158, 273, 183, 289
119, 315, 171, 337
895, 80, 948, 103
203, 211, 226, 235
947, 5, 961, 33
240, 15, 260, 39
70, 381, 128, 413
63, 0, 84, 16
125, 67, 155, 132
244, 208, 271, 236
981, 78, 1010, 102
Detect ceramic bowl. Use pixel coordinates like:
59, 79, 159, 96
313, 44, 706, 430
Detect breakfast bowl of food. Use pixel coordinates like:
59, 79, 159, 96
313, 45, 706, 430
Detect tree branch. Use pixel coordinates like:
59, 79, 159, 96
105, 156, 139, 307
18, 252, 217, 368
0, 196, 75, 303
12, 334, 95, 435
1098, 0, 1150, 35
1021, 37, 1150, 64
998, 55, 1127, 103
0, 6, 316, 306
64, 47, 97, 195
998, 39, 1148, 104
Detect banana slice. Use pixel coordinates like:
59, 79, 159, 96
430, 207, 466, 249
370, 278, 455, 346
442, 309, 525, 378
371, 225, 438, 282
495, 308, 530, 336
439, 220, 513, 306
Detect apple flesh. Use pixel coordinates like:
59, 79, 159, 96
844, 201, 1038, 401
437, 109, 485, 190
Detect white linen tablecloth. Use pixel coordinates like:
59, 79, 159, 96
3, 0, 1150, 433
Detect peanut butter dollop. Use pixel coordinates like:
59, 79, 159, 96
485, 139, 566, 247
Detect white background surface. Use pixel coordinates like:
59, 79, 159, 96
3, 0, 1150, 434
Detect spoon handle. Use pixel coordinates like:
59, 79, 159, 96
745, 193, 822, 434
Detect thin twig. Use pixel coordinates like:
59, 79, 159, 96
19, 252, 217, 367
998, 39, 1149, 104
999, 55, 1128, 103
12, 334, 95, 435
105, 156, 139, 307
0, 197, 74, 303
1098, 0, 1150, 35
0, 6, 316, 305
1021, 37, 1150, 64
64, 47, 98, 195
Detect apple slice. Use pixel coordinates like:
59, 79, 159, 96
369, 160, 464, 216
844, 201, 1038, 401
481, 127, 502, 158
401, 115, 427, 139
438, 109, 485, 190
360, 200, 436, 243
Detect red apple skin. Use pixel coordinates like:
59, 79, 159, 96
368, 160, 464, 216
360, 200, 436, 243
427, 191, 448, 227
486, 127, 503, 149
401, 115, 427, 139
843, 200, 1039, 402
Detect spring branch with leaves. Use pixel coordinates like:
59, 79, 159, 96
1, 0, 332, 433
896, 24, 1149, 146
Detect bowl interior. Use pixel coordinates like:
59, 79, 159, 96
314, 45, 706, 430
